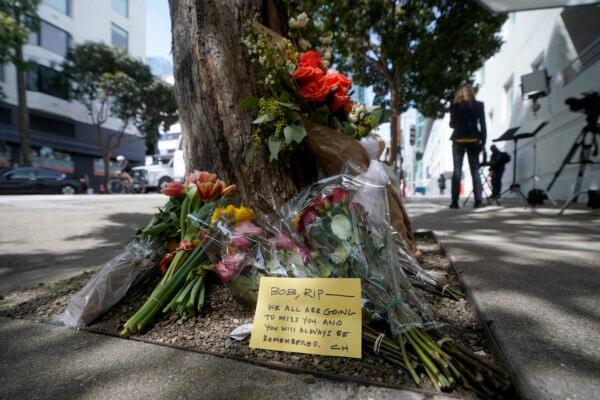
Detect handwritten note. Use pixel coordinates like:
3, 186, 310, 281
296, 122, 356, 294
250, 277, 362, 358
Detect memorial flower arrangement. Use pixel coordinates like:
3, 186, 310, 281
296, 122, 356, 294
120, 171, 235, 335
240, 15, 390, 161
209, 175, 510, 397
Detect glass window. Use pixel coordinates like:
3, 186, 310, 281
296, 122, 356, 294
40, 21, 70, 57
112, 0, 128, 18
28, 20, 71, 57
7, 168, 36, 180
111, 23, 128, 52
35, 168, 63, 179
27, 65, 69, 100
30, 113, 75, 137
43, 0, 70, 16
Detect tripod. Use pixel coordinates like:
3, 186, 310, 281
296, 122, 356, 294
499, 135, 529, 202
463, 164, 500, 206
546, 113, 599, 214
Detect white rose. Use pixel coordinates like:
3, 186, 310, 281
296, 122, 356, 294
299, 38, 311, 50
296, 12, 309, 28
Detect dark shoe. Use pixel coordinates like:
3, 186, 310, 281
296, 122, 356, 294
449, 203, 459, 209
474, 201, 485, 209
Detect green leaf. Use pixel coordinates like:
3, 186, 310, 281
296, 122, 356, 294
277, 101, 300, 110
239, 96, 259, 110
341, 121, 356, 136
268, 137, 281, 161
330, 214, 352, 241
279, 91, 292, 103
253, 114, 272, 124
309, 105, 330, 125
283, 124, 307, 144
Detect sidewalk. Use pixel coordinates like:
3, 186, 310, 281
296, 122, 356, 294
405, 199, 600, 400
0, 317, 455, 400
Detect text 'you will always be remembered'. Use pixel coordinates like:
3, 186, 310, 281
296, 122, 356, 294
250, 277, 362, 358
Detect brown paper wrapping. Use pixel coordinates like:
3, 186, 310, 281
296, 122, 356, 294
302, 119, 417, 255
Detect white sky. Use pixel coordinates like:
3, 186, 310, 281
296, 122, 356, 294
145, 0, 172, 60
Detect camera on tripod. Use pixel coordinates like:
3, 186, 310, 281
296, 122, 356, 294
565, 92, 600, 119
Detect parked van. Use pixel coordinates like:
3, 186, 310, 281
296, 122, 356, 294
173, 134, 186, 182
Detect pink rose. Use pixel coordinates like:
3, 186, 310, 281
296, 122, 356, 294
234, 221, 263, 237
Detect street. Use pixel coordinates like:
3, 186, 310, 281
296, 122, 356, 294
0, 194, 164, 296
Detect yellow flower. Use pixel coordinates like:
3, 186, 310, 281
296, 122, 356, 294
233, 206, 255, 223
210, 205, 255, 225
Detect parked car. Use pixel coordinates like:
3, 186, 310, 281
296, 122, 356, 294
0, 167, 88, 195
132, 155, 174, 192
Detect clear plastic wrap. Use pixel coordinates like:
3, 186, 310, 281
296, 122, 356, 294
213, 172, 439, 335
59, 238, 159, 327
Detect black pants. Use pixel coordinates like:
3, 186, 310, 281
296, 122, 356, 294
452, 142, 482, 204
490, 167, 504, 198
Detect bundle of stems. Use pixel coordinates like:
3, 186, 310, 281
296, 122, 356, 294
121, 186, 224, 336
408, 273, 464, 301
363, 324, 511, 399
163, 264, 213, 320
120, 243, 210, 335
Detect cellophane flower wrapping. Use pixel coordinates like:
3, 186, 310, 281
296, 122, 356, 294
59, 238, 160, 327
214, 170, 438, 336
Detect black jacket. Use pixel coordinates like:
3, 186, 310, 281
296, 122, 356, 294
449, 100, 487, 143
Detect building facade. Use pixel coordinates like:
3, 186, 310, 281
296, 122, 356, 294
418, 5, 600, 202
0, 0, 146, 190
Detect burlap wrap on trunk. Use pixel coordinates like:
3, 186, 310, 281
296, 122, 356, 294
302, 119, 417, 255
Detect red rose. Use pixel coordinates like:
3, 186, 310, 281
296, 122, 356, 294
323, 71, 352, 92
299, 77, 330, 102
161, 182, 185, 197
298, 208, 318, 232
330, 89, 352, 112
328, 187, 348, 204
292, 66, 324, 86
298, 50, 323, 69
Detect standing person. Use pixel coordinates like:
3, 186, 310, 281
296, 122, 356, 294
438, 173, 447, 195
489, 145, 511, 199
448, 84, 486, 209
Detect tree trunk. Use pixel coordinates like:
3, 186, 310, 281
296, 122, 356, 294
169, 0, 310, 211
16, 45, 32, 167
389, 89, 401, 168
102, 151, 111, 192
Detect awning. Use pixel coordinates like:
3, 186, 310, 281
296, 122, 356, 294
477, 0, 600, 12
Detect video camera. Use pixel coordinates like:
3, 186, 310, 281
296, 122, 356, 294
565, 92, 600, 117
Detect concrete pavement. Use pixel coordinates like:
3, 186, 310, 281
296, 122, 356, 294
0, 317, 454, 400
405, 198, 600, 400
0, 194, 164, 295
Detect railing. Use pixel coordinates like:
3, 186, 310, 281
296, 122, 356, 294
561, 36, 600, 85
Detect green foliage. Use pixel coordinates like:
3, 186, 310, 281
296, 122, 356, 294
0, 0, 41, 97
61, 42, 177, 155
134, 79, 179, 154
291, 0, 506, 117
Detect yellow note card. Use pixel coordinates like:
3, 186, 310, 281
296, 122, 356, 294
250, 277, 362, 359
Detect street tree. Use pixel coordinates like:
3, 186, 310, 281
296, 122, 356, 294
134, 79, 179, 155
293, 0, 506, 163
0, 0, 41, 166
61, 42, 154, 189
169, 0, 313, 209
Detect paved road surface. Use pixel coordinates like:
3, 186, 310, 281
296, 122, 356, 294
0, 194, 164, 295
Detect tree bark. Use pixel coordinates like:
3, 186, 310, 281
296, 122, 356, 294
169, 0, 308, 211
16, 45, 32, 167
389, 89, 401, 167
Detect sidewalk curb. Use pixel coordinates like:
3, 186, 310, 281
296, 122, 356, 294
428, 230, 527, 400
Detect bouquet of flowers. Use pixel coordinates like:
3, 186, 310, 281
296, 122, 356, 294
60, 180, 190, 327
120, 171, 235, 335
240, 17, 390, 161
212, 173, 510, 397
